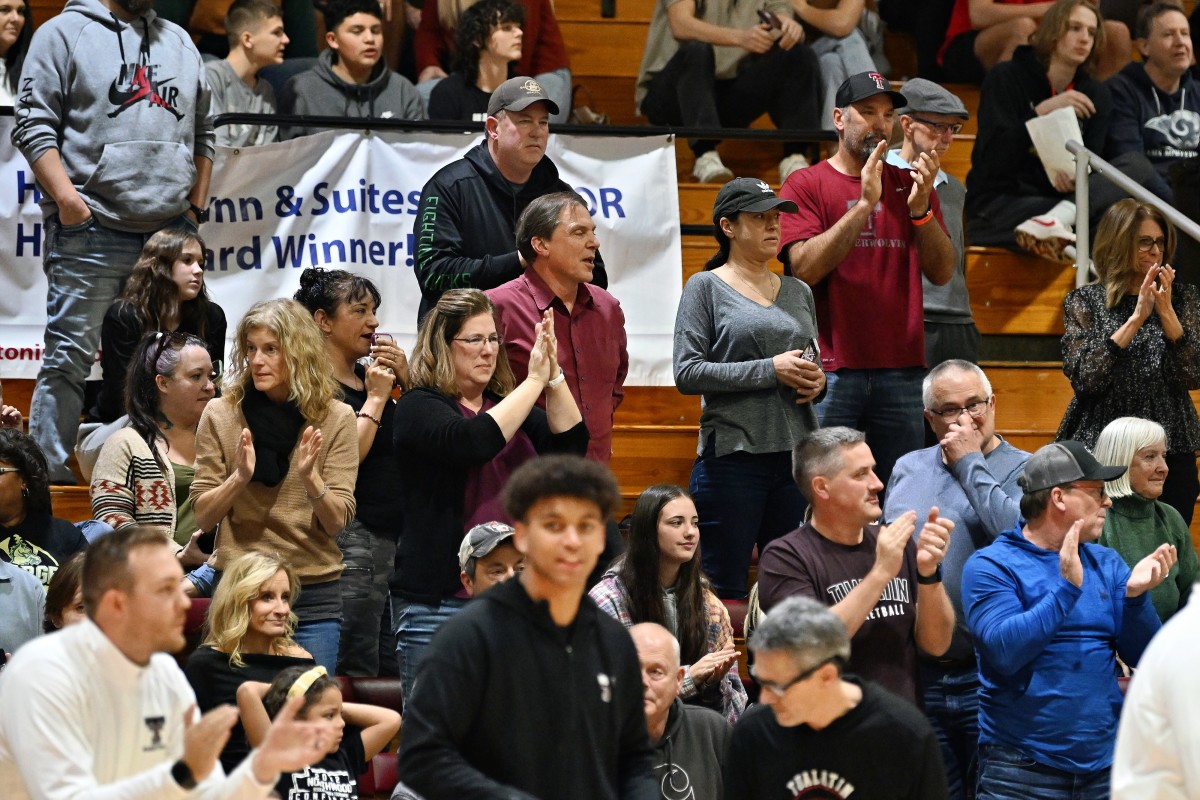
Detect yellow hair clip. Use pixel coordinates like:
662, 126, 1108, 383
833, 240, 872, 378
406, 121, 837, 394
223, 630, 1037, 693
287, 665, 328, 700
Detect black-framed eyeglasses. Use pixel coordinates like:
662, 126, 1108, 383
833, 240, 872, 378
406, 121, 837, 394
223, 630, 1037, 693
928, 398, 990, 420
1136, 236, 1167, 252
453, 334, 503, 349
911, 116, 964, 136
750, 655, 844, 697
1067, 482, 1107, 501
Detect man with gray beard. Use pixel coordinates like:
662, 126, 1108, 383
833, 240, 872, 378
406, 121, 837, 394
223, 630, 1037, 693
12, 0, 213, 484
777, 72, 956, 490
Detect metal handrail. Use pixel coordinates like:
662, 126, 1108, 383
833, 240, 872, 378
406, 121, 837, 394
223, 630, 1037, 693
1068, 140, 1200, 288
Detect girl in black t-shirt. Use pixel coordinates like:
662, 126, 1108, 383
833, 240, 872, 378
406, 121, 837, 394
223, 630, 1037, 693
238, 664, 401, 800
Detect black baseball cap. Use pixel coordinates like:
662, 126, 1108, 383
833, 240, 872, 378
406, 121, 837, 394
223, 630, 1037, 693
712, 177, 798, 224
487, 76, 561, 117
1018, 441, 1126, 493
835, 71, 907, 109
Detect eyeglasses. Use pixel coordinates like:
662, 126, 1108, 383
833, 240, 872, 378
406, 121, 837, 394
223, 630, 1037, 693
750, 655, 843, 697
1136, 237, 1167, 252
1067, 483, 1107, 501
911, 116, 964, 136
928, 399, 990, 420
453, 334, 503, 349
0, 468, 22, 477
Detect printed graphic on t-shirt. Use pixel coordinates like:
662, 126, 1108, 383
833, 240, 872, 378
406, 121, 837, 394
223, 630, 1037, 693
845, 200, 906, 249
1145, 109, 1200, 156
142, 716, 166, 752
786, 769, 856, 798
654, 762, 696, 800
825, 576, 911, 621
286, 766, 357, 799
1, 534, 61, 586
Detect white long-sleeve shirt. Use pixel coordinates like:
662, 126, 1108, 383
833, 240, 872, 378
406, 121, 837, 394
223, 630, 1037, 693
0, 618, 276, 800
1112, 592, 1200, 799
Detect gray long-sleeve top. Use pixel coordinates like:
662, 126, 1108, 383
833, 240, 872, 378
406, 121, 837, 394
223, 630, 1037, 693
673, 271, 821, 457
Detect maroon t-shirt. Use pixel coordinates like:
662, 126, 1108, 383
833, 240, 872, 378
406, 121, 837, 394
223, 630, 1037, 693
758, 522, 921, 703
778, 160, 942, 372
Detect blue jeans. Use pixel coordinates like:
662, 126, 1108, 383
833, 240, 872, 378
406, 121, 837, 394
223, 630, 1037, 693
391, 596, 467, 700
923, 664, 981, 800
294, 618, 341, 674
336, 519, 398, 677
976, 745, 1110, 800
30, 214, 194, 482
810, 29, 876, 129
690, 444, 807, 599
816, 367, 925, 492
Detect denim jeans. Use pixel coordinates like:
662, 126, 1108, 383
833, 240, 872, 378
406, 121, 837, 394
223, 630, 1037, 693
391, 595, 467, 700
690, 444, 808, 599
294, 618, 341, 674
976, 745, 1110, 800
335, 519, 398, 677
923, 663, 981, 800
810, 30, 876, 130
30, 213, 194, 482
815, 367, 925, 492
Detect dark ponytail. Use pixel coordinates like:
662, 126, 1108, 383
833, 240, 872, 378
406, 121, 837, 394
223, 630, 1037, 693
704, 212, 738, 270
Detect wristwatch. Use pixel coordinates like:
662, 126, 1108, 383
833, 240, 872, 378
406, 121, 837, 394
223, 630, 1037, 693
171, 759, 197, 790
189, 203, 210, 224
917, 564, 944, 585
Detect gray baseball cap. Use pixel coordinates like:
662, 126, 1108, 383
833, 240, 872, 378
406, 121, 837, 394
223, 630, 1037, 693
897, 78, 970, 120
1018, 441, 1126, 493
487, 76, 561, 117
458, 521, 517, 570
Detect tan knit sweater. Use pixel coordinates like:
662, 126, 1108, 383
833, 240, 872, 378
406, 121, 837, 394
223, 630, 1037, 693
192, 396, 358, 584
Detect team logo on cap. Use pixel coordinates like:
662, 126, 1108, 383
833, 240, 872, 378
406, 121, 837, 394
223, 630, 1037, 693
869, 72, 886, 90
756, 180, 771, 193
522, 79, 543, 94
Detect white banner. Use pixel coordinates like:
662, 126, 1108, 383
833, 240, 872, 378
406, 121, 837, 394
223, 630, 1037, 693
0, 120, 681, 385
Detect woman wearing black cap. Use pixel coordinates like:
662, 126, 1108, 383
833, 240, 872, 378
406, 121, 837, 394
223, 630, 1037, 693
673, 177, 826, 600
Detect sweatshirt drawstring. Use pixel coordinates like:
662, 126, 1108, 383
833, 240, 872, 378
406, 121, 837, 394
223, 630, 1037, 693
110, 13, 126, 65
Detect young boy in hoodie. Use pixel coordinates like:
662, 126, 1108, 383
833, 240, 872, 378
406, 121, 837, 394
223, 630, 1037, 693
398, 455, 658, 800
280, 0, 425, 139
12, 0, 213, 485
208, 0, 289, 147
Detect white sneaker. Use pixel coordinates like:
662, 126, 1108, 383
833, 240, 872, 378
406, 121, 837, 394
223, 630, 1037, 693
779, 152, 810, 183
693, 151, 733, 184
1015, 215, 1076, 263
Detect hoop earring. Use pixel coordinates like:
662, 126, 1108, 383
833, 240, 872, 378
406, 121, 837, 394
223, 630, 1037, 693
21, 485, 29, 499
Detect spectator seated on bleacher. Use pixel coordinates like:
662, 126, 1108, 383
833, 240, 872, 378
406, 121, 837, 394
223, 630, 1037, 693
238, 664, 401, 799
414, 0, 572, 123
428, 0, 522, 121
0, 429, 89, 591
1105, 2, 1199, 206
42, 551, 86, 633
184, 552, 315, 776
207, 0, 289, 147
414, 77, 607, 320
939, 0, 1131, 84
758, 427, 956, 706
723, 596, 950, 799
0, 556, 43, 660
631, 623, 731, 800
884, 360, 1029, 799
793, 0, 880, 130
966, 0, 1121, 261
589, 484, 748, 723
963, 441, 1171, 799
281, 0, 426, 139
635, 0, 822, 183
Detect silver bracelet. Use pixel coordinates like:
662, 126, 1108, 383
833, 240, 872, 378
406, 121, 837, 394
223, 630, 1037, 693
547, 370, 566, 388
305, 484, 329, 502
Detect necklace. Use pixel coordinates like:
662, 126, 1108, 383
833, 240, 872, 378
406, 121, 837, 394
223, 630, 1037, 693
730, 264, 779, 304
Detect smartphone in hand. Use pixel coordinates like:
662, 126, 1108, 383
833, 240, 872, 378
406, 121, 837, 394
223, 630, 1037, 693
757, 7, 781, 28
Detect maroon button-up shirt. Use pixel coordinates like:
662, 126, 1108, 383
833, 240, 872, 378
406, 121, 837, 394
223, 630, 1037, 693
488, 267, 629, 464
